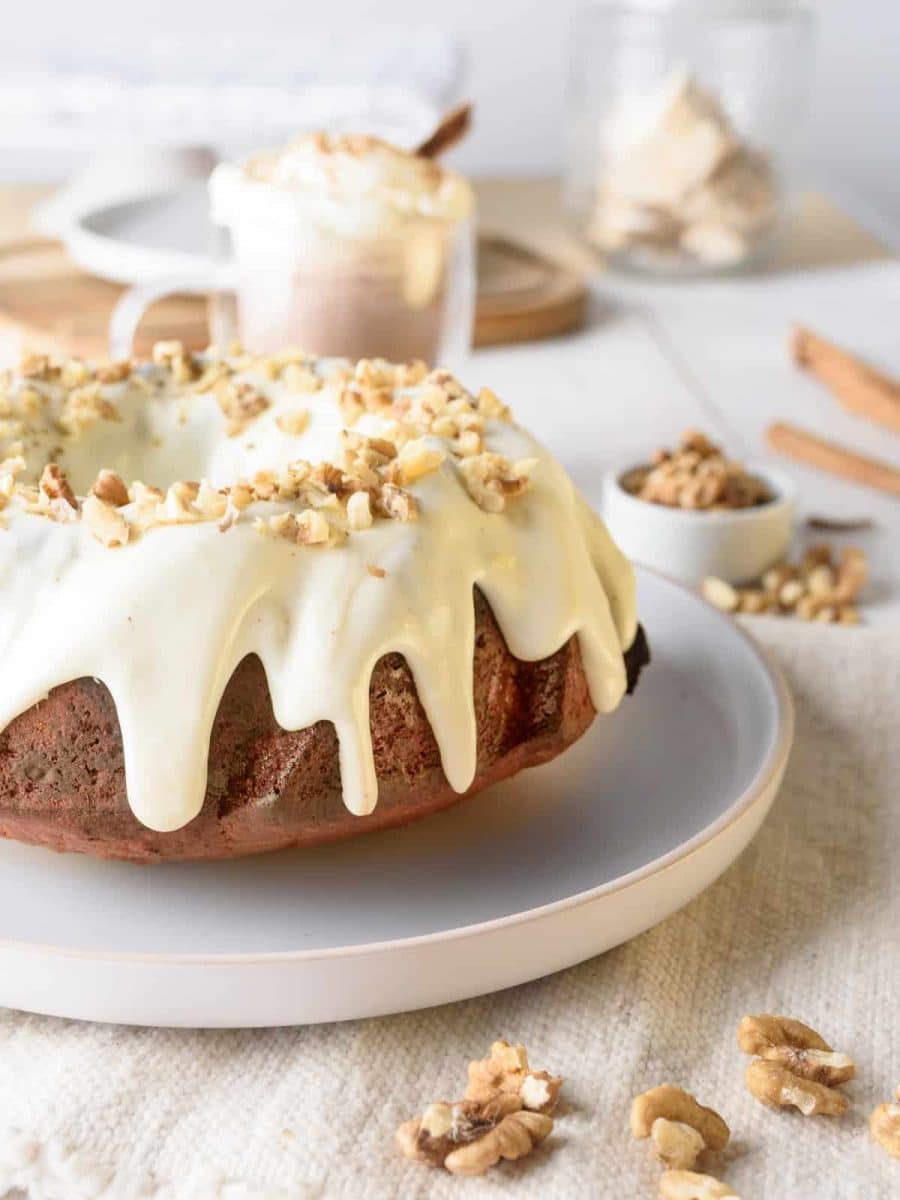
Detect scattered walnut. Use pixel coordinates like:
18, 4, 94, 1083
465, 1040, 562, 1115
702, 542, 868, 624
870, 1087, 900, 1159
744, 1060, 848, 1116
397, 1041, 561, 1177
458, 452, 535, 513
651, 1118, 707, 1170
397, 1093, 552, 1177
631, 1085, 730, 1152
91, 469, 130, 508
658, 1168, 741, 1199
737, 1015, 855, 1085
701, 577, 739, 613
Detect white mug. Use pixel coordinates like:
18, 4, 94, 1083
110, 164, 476, 367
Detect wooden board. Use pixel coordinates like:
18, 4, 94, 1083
0, 231, 586, 362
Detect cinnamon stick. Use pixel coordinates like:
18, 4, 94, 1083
791, 325, 900, 432
767, 422, 900, 497
415, 102, 473, 160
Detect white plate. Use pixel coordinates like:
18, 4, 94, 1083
0, 569, 792, 1028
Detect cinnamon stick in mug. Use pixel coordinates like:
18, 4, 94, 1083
791, 325, 900, 432
767, 422, 900, 497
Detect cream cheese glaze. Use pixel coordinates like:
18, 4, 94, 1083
0, 350, 635, 834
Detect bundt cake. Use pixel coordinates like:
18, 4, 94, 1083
0, 344, 647, 862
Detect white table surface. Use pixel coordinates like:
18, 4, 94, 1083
469, 204, 899, 627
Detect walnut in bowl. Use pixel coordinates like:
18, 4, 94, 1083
603, 431, 795, 585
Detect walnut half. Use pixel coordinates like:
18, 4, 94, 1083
737, 1014, 855, 1085
631, 1084, 730, 1154
396, 1093, 552, 1177
869, 1087, 900, 1159
738, 1014, 853, 1116
464, 1039, 562, 1114
744, 1060, 848, 1117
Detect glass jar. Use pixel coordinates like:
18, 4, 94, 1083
566, 0, 816, 275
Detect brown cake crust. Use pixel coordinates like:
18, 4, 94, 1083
0, 591, 641, 863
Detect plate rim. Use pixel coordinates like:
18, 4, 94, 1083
0, 568, 794, 967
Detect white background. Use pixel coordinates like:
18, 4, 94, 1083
3, 0, 899, 240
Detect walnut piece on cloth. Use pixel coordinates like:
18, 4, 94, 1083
0, 621, 897, 1198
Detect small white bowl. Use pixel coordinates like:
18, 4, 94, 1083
602, 459, 797, 585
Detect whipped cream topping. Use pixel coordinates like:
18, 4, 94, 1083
0, 350, 635, 834
210, 133, 474, 240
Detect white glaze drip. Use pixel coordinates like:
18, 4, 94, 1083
0, 361, 635, 833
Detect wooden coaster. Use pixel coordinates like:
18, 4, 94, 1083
475, 234, 587, 346
0, 234, 586, 361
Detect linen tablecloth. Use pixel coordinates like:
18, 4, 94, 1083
1, 619, 897, 1199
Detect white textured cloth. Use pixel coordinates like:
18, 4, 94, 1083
1, 620, 898, 1200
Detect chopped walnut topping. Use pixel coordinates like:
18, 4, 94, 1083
477, 386, 511, 421
1, 345, 531, 551
702, 543, 868, 624
458, 453, 536, 513
346, 490, 373, 531
375, 483, 418, 522
263, 508, 331, 546
870, 1087, 900, 1159
91, 469, 130, 508
82, 494, 129, 548
60, 359, 93, 389
622, 431, 771, 510
276, 409, 310, 436
282, 362, 322, 393
217, 380, 271, 436
744, 1059, 848, 1116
